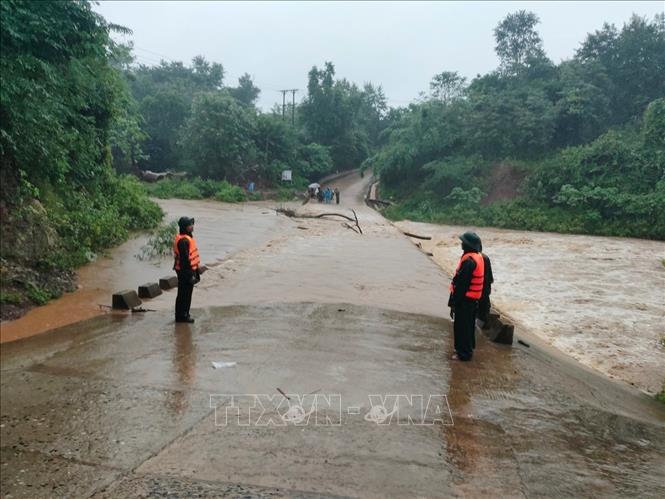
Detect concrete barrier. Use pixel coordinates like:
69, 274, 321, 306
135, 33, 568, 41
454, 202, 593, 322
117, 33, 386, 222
138, 282, 162, 299
159, 275, 178, 290
112, 290, 142, 310
479, 309, 514, 345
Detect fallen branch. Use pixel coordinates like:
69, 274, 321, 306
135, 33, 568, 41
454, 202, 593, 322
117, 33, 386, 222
343, 222, 360, 234
351, 209, 363, 234
314, 212, 355, 222
402, 232, 432, 240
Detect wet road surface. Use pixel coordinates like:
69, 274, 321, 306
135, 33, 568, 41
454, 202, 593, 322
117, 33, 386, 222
1, 172, 664, 497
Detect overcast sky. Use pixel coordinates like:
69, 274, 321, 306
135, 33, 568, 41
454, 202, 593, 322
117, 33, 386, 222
94, 1, 664, 109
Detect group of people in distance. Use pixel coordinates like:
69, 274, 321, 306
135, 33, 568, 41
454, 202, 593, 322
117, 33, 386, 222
173, 217, 493, 363
311, 186, 340, 204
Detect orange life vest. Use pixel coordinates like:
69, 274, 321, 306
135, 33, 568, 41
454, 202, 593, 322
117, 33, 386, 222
449, 252, 485, 300
173, 234, 200, 271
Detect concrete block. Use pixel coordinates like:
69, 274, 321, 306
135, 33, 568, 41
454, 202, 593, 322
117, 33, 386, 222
112, 290, 142, 310
486, 323, 514, 345
481, 312, 501, 330
159, 275, 178, 290
138, 282, 162, 299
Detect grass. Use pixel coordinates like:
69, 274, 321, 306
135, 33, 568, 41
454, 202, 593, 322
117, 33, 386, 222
26, 284, 51, 305
146, 178, 248, 202
656, 384, 665, 404
0, 291, 22, 305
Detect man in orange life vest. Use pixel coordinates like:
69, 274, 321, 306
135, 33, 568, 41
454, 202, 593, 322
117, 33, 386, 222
174, 216, 201, 323
448, 231, 484, 361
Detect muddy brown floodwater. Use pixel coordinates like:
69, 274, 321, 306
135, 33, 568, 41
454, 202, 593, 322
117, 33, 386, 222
395, 220, 665, 395
1, 172, 664, 498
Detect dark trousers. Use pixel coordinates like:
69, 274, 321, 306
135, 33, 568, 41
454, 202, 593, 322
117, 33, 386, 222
454, 299, 478, 361
175, 271, 194, 320
478, 294, 491, 323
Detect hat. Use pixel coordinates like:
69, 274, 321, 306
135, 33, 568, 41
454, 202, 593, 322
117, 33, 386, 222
178, 216, 195, 228
459, 231, 482, 252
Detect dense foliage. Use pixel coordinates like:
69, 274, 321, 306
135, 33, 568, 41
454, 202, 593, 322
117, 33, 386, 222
1, 2, 663, 315
0, 0, 162, 310
371, 12, 665, 239
125, 57, 388, 185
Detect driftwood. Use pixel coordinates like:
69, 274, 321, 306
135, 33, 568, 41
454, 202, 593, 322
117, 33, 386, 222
343, 222, 360, 234
139, 169, 188, 183
351, 209, 363, 234
276, 208, 363, 235
314, 212, 355, 222
402, 232, 432, 240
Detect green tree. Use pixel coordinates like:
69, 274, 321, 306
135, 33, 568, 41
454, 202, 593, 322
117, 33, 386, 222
229, 73, 261, 106
494, 10, 547, 75
429, 71, 467, 103
180, 92, 258, 181
576, 14, 665, 123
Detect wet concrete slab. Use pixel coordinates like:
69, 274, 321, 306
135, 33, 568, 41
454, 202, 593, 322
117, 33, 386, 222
91, 472, 339, 498
2, 304, 663, 497
0, 447, 121, 499
137, 411, 450, 498
0, 369, 211, 469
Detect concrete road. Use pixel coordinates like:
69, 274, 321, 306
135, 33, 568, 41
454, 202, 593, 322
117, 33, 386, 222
1, 172, 664, 498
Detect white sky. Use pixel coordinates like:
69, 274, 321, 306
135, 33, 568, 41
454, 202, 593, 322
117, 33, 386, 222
94, 1, 665, 109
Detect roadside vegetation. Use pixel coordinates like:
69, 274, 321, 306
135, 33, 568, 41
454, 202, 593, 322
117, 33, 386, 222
368, 12, 665, 240
1, 1, 663, 319
0, 1, 163, 317
0, 0, 390, 318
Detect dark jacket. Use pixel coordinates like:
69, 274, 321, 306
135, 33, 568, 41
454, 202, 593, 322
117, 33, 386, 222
482, 253, 494, 297
177, 237, 191, 272
448, 251, 478, 307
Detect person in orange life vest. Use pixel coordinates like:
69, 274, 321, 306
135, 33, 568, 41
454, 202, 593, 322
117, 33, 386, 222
174, 216, 201, 323
448, 231, 484, 361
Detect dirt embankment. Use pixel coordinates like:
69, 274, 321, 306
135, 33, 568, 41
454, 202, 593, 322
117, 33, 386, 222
0, 199, 76, 321
481, 163, 527, 205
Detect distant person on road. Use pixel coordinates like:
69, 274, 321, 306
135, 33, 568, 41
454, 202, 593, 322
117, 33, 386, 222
448, 232, 484, 361
173, 216, 201, 323
334, 188, 340, 204
317, 188, 324, 203
477, 243, 494, 326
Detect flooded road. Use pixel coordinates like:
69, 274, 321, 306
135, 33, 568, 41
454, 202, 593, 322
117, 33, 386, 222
1, 199, 291, 343
395, 220, 665, 395
1, 172, 664, 497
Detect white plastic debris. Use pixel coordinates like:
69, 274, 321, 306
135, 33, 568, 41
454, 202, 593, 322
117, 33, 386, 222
211, 361, 237, 369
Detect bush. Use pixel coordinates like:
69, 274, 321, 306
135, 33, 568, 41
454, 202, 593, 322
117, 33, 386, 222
214, 181, 246, 202
0, 291, 22, 305
136, 220, 178, 261
147, 178, 204, 199
26, 283, 51, 305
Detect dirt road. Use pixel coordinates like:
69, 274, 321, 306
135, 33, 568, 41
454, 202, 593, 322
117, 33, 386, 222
2, 172, 664, 497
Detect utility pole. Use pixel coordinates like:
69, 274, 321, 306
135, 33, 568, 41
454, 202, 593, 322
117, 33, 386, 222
279, 89, 298, 123
291, 89, 298, 126
280, 90, 287, 120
